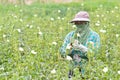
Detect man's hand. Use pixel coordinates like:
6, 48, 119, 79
72, 40, 88, 53
79, 44, 88, 53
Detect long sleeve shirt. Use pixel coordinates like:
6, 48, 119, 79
60, 29, 100, 56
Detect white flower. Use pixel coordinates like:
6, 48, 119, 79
97, 20, 100, 23
15, 5, 17, 7
19, 47, 24, 52
61, 18, 64, 20
14, 15, 17, 18
105, 52, 109, 57
81, 3, 84, 6
20, 19, 23, 22
38, 31, 43, 35
111, 24, 115, 26
115, 6, 118, 9
106, 11, 109, 13
34, 14, 37, 17
77, 33, 80, 37
26, 24, 29, 27
95, 21, 100, 26
57, 17, 60, 20
51, 69, 56, 74
29, 25, 33, 28
118, 70, 120, 74
52, 42, 57, 45
17, 29, 21, 33
20, 9, 23, 12
67, 7, 70, 10
103, 25, 107, 28
59, 27, 63, 30
0, 67, 4, 70
95, 23, 100, 26
116, 34, 119, 38
31, 50, 37, 54
100, 29, 106, 33
101, 14, 104, 17
103, 67, 108, 73
50, 18, 54, 21
58, 10, 61, 13
109, 78, 112, 80
99, 4, 103, 7
96, 15, 100, 17
66, 44, 72, 50
6, 39, 10, 42
66, 56, 72, 61
111, 10, 114, 13
3, 34, 6, 38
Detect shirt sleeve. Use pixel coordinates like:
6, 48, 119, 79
87, 31, 101, 53
59, 31, 74, 55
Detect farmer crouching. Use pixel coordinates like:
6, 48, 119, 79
60, 11, 100, 79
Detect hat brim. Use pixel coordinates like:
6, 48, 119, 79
70, 18, 90, 23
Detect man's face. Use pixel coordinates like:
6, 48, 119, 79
73, 21, 88, 25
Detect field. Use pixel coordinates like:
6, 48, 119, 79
0, 0, 120, 80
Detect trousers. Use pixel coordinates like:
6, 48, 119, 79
68, 50, 88, 78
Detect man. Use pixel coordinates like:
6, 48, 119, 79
60, 11, 100, 79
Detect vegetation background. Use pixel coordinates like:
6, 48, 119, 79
0, 0, 120, 80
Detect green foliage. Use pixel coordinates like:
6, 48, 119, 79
0, 1, 120, 80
